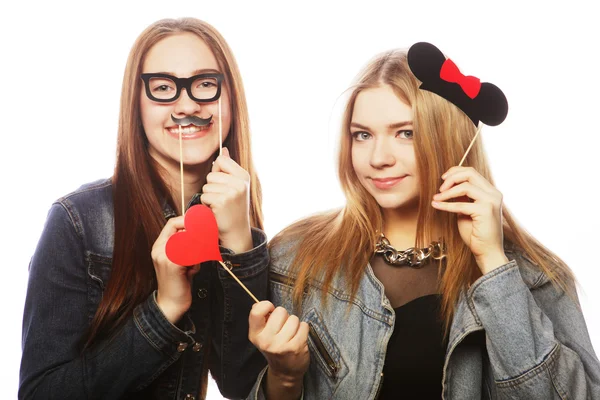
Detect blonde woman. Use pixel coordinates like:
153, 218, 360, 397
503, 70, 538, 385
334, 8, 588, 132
20, 18, 267, 399
247, 47, 600, 399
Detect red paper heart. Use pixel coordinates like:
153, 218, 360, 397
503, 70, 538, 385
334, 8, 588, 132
165, 204, 223, 266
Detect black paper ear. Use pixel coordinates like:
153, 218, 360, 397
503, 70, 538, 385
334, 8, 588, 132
407, 42, 446, 83
407, 42, 508, 127
474, 83, 509, 126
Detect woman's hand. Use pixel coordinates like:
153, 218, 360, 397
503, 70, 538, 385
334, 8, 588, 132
432, 166, 509, 274
201, 147, 253, 253
249, 301, 309, 399
151, 216, 201, 324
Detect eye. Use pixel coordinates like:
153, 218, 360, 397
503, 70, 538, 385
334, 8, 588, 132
351, 131, 372, 141
151, 82, 175, 93
155, 84, 171, 92
196, 79, 218, 89
396, 130, 414, 139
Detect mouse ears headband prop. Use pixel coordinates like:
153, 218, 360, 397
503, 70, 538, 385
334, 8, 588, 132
407, 42, 508, 127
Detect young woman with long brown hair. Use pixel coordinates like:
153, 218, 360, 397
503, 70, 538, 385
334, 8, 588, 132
247, 47, 600, 399
20, 18, 267, 399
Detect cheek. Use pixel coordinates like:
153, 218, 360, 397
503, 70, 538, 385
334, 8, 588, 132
351, 145, 369, 176
220, 92, 232, 121
139, 97, 165, 131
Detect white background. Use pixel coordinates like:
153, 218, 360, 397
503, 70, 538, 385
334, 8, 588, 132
1, 1, 598, 398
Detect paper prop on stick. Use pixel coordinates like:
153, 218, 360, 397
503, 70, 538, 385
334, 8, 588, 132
407, 42, 508, 165
165, 204, 222, 266
171, 114, 213, 127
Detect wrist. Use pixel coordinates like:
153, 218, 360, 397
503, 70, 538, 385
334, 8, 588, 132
476, 251, 510, 275
220, 225, 253, 254
266, 367, 303, 399
155, 292, 188, 324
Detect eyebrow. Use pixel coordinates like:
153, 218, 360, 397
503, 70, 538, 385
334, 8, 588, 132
350, 121, 413, 130
152, 68, 222, 76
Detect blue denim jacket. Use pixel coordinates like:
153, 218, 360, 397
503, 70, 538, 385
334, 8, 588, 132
248, 239, 600, 399
20, 178, 269, 399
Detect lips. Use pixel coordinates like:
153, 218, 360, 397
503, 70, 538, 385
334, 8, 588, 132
371, 175, 407, 189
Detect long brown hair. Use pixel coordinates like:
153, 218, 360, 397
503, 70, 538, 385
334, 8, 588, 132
272, 50, 573, 331
83, 18, 263, 348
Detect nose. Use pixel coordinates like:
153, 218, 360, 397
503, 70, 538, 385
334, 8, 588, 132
173, 88, 201, 117
370, 137, 396, 169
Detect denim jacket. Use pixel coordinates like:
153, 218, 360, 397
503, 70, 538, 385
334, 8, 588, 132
248, 239, 600, 399
20, 178, 269, 400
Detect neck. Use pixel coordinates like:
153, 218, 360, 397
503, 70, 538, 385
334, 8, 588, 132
382, 204, 442, 250
381, 205, 419, 250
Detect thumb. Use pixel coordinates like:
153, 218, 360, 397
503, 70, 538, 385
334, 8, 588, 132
249, 301, 275, 334
222, 147, 230, 158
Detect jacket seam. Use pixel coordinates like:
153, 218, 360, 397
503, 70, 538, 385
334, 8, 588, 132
270, 268, 392, 325
547, 344, 570, 400
55, 200, 84, 240
495, 343, 560, 388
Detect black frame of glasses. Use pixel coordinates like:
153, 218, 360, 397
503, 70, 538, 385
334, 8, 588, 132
140, 72, 224, 103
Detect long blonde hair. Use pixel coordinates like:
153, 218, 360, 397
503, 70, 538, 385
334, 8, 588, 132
84, 18, 263, 350
272, 50, 573, 331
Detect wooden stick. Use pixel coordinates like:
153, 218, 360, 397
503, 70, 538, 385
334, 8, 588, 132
218, 261, 259, 303
218, 98, 223, 156
179, 125, 185, 215
458, 124, 482, 167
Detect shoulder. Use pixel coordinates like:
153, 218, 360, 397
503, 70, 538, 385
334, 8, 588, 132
269, 209, 343, 272
57, 178, 113, 209
268, 231, 303, 276
55, 178, 113, 220
52, 178, 114, 255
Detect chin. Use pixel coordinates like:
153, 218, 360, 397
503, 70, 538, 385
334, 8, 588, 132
372, 192, 419, 211
182, 154, 216, 167
180, 145, 219, 165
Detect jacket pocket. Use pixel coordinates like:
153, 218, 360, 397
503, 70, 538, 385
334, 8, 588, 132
304, 309, 343, 381
308, 321, 339, 379
86, 252, 113, 320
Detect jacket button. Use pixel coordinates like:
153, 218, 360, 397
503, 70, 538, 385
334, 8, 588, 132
197, 288, 208, 298
177, 342, 188, 352
184, 395, 195, 400
193, 342, 203, 352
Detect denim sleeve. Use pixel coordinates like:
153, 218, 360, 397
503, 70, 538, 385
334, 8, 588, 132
208, 227, 269, 399
245, 367, 305, 400
468, 260, 600, 399
19, 203, 196, 399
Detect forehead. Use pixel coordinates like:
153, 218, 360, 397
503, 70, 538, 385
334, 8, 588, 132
352, 85, 412, 125
142, 32, 219, 76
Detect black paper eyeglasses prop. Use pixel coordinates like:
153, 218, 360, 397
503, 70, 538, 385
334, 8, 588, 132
141, 72, 224, 103
407, 42, 508, 166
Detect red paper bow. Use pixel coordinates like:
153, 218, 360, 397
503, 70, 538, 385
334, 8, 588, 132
440, 59, 481, 99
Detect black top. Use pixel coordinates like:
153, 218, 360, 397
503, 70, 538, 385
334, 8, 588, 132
378, 294, 447, 399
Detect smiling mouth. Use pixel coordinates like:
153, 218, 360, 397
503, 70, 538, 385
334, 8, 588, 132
167, 124, 211, 135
